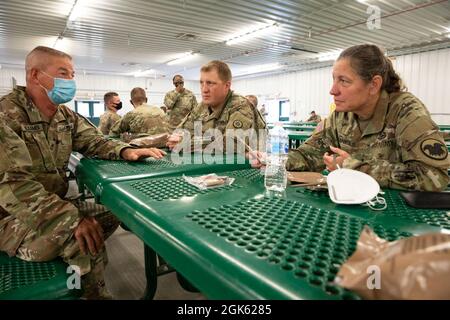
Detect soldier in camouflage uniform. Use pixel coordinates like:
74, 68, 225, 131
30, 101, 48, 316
0, 46, 165, 299
252, 44, 449, 191
109, 87, 169, 140
164, 75, 197, 132
167, 61, 265, 153
306, 111, 322, 123
98, 91, 122, 135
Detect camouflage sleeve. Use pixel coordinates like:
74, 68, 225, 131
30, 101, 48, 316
286, 117, 336, 172
108, 113, 131, 138
0, 119, 80, 233
98, 114, 109, 135
108, 118, 121, 138
343, 102, 450, 191
73, 113, 131, 160
177, 108, 197, 136
164, 91, 180, 110
190, 94, 198, 112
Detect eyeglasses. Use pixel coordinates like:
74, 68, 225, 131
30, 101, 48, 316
174, 81, 184, 86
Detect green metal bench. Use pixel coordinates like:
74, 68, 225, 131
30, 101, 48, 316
0, 252, 82, 300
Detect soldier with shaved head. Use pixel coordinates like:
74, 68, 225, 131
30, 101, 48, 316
0, 46, 166, 299
109, 87, 169, 139
99, 91, 122, 135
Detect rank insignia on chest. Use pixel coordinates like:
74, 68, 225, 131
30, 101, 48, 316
21, 124, 43, 132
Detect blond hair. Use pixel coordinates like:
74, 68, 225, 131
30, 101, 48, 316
130, 87, 147, 105
200, 60, 232, 82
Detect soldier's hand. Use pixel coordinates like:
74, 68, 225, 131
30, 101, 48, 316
248, 151, 266, 169
323, 146, 349, 171
166, 134, 182, 150
121, 147, 166, 161
75, 217, 104, 256
175, 84, 185, 93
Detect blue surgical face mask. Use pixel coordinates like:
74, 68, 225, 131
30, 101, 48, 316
39, 71, 76, 105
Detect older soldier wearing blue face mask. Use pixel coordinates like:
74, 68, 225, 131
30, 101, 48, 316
0, 46, 166, 299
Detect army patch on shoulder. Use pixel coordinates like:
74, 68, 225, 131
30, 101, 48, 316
233, 120, 243, 128
420, 139, 448, 160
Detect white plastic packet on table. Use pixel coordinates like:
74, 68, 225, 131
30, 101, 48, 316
183, 174, 235, 190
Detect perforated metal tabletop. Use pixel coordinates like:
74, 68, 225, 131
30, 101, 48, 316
75, 153, 251, 202
101, 169, 444, 299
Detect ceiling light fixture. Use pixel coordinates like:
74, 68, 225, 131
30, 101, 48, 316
235, 63, 282, 76
317, 50, 343, 62
53, 35, 64, 50
166, 51, 196, 66
226, 23, 280, 46
130, 69, 154, 77
68, 0, 88, 21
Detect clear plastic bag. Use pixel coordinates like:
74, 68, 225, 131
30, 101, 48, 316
183, 174, 235, 190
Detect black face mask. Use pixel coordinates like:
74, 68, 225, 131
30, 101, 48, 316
113, 102, 122, 110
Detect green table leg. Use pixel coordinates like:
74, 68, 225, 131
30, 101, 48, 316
142, 244, 158, 300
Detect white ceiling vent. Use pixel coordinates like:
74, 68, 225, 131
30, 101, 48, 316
175, 33, 200, 41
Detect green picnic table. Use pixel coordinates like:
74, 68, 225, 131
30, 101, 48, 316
75, 152, 250, 202
287, 130, 313, 148
100, 169, 447, 299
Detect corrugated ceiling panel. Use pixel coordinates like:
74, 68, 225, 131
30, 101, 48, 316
0, 0, 449, 79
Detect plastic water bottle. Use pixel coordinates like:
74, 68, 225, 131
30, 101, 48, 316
264, 123, 289, 193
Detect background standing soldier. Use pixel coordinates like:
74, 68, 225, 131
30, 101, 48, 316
164, 75, 197, 132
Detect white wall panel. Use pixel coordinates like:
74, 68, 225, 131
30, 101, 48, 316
0, 68, 200, 115
233, 67, 333, 122
234, 48, 450, 124
392, 48, 450, 124
2, 47, 449, 124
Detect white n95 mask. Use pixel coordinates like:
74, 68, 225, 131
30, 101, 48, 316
327, 168, 386, 210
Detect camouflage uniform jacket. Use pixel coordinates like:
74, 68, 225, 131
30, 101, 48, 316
164, 89, 197, 131
109, 103, 169, 138
306, 114, 322, 123
287, 90, 450, 191
177, 91, 261, 151
0, 87, 130, 256
98, 110, 121, 135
